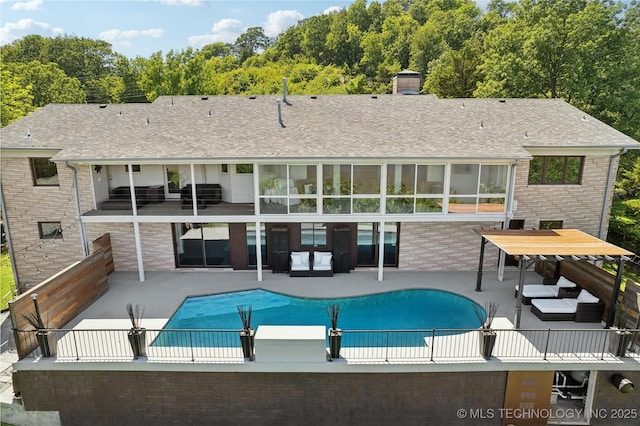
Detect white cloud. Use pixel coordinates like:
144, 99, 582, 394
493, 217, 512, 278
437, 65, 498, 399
323, 6, 343, 15
188, 18, 243, 47
99, 28, 165, 42
159, 0, 205, 6
0, 18, 63, 45
263, 10, 304, 37
11, 0, 43, 11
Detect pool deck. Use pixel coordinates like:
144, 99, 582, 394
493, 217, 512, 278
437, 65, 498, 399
64, 267, 605, 331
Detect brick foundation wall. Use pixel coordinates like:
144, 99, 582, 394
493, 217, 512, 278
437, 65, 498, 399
15, 370, 507, 426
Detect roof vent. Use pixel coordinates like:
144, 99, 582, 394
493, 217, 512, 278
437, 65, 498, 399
499, 99, 506, 103
207, 110, 212, 118
170, 98, 174, 107
249, 96, 256, 100
25, 129, 30, 139
201, 96, 208, 101
310, 96, 317, 99
99, 104, 108, 109
146, 117, 150, 126
479, 121, 484, 129
371, 95, 378, 99
461, 102, 466, 108
118, 111, 123, 116
582, 115, 588, 121
524, 131, 529, 138
282, 78, 291, 105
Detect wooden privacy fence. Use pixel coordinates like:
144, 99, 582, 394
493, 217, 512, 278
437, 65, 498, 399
9, 233, 113, 358
538, 259, 640, 322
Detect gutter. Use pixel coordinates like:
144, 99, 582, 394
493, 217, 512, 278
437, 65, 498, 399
0, 183, 20, 293
598, 148, 627, 239
65, 162, 90, 256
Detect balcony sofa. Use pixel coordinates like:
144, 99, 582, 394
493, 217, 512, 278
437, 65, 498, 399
99, 185, 164, 210
180, 184, 222, 209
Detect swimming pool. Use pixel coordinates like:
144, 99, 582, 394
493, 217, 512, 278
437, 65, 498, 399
154, 289, 483, 347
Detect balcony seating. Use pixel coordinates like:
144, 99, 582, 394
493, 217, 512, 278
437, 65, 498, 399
289, 251, 311, 277
514, 276, 579, 305
531, 289, 605, 322
101, 185, 165, 210
181, 184, 222, 209
312, 251, 333, 277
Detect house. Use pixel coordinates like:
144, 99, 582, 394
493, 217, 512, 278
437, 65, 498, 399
1, 77, 639, 290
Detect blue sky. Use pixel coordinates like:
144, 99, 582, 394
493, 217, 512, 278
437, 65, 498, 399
0, 0, 360, 58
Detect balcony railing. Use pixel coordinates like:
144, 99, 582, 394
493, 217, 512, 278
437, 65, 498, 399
15, 328, 639, 364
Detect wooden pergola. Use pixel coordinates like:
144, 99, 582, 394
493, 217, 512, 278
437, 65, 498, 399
475, 229, 634, 328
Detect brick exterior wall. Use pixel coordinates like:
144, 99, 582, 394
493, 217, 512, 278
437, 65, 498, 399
15, 370, 507, 426
399, 222, 503, 271
85, 223, 175, 271
512, 156, 614, 234
0, 157, 85, 290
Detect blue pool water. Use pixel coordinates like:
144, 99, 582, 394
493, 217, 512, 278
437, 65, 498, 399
155, 289, 483, 347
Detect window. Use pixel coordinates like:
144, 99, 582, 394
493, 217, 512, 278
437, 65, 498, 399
528, 156, 583, 184
221, 164, 228, 173
236, 164, 253, 173
539, 220, 563, 230
300, 223, 326, 247
31, 158, 59, 186
39, 222, 63, 239
124, 165, 141, 172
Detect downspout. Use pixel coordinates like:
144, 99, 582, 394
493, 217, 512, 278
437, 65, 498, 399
497, 161, 519, 281
598, 148, 626, 240
0, 183, 20, 292
65, 162, 89, 256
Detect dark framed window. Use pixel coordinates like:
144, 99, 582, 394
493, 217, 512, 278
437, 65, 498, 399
300, 223, 327, 247
221, 164, 228, 173
528, 156, 583, 184
236, 164, 253, 173
539, 220, 563, 230
39, 222, 63, 239
30, 158, 59, 186
124, 165, 141, 172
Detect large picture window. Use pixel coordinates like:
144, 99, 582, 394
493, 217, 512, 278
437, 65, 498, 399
528, 156, 583, 184
31, 158, 59, 186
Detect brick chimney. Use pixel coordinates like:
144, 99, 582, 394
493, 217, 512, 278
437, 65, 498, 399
392, 70, 421, 95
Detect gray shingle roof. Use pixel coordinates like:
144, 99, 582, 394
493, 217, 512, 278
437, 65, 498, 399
1, 95, 637, 163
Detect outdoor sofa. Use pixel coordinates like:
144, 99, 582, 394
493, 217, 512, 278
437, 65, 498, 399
514, 276, 579, 305
289, 251, 333, 277
530, 289, 605, 322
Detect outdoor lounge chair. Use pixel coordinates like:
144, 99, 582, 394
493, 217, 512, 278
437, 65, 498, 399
289, 251, 311, 277
311, 251, 333, 277
515, 276, 579, 305
531, 289, 605, 322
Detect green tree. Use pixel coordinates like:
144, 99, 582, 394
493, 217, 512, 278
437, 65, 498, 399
0, 69, 35, 127
234, 27, 271, 63
5, 61, 85, 107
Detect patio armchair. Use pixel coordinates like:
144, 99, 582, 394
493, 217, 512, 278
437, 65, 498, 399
530, 289, 605, 322
289, 251, 311, 277
311, 251, 333, 277
514, 276, 579, 305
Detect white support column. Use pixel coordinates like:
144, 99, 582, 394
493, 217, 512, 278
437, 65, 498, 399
133, 221, 145, 282
190, 164, 198, 213
256, 220, 263, 282
377, 221, 385, 281
128, 164, 144, 281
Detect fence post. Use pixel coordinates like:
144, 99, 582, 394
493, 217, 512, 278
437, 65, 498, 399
72, 330, 79, 361
430, 329, 435, 362
385, 331, 389, 362
190, 331, 194, 362
543, 329, 551, 360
